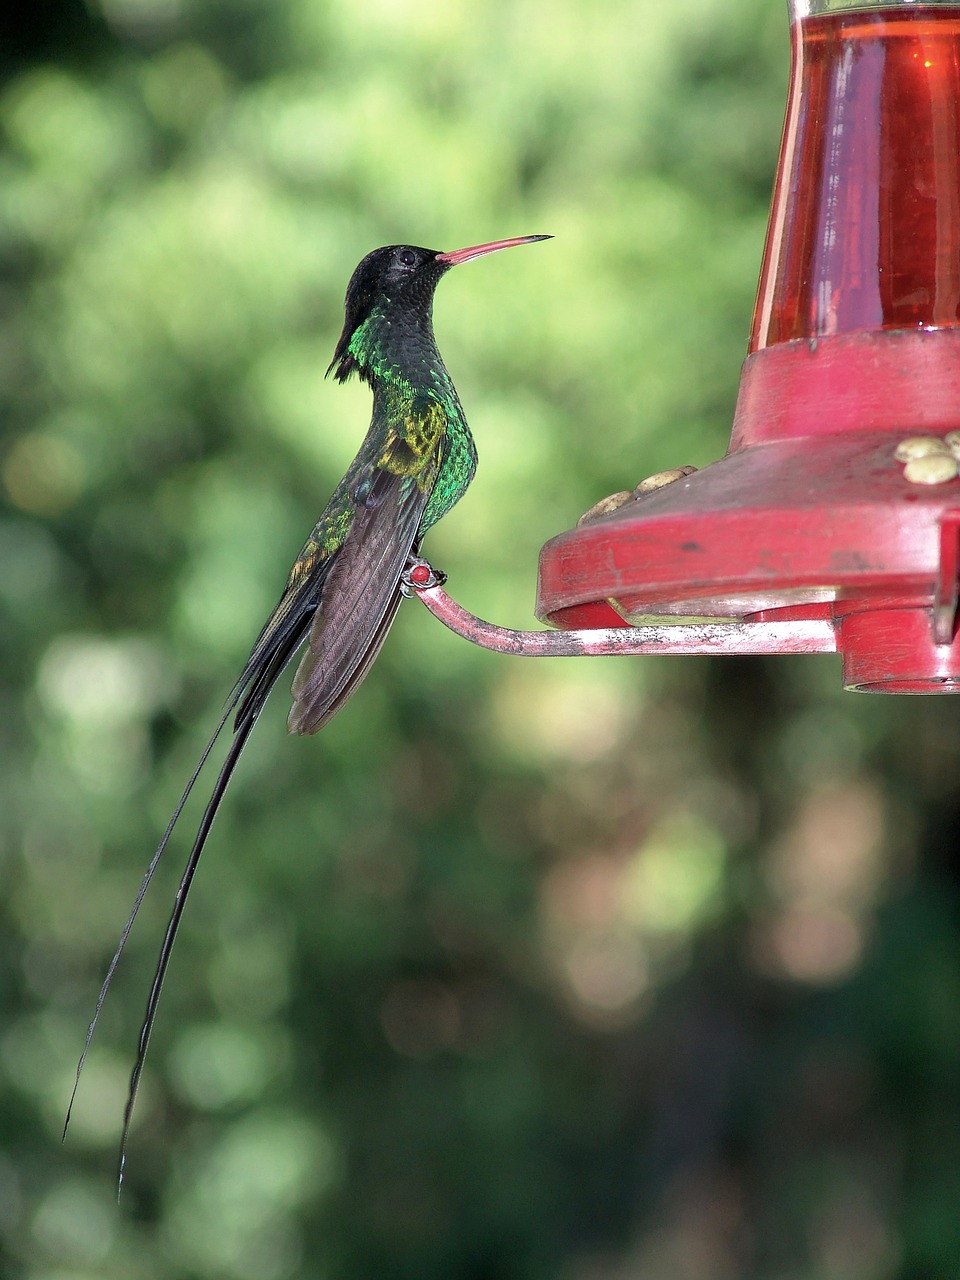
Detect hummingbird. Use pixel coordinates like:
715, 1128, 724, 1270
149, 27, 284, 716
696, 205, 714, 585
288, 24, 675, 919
65, 234, 551, 1189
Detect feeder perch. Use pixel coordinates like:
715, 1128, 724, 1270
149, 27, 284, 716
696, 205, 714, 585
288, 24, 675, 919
411, 0, 960, 692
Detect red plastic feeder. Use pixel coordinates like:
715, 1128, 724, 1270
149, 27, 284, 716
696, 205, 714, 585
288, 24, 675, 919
536, 0, 960, 692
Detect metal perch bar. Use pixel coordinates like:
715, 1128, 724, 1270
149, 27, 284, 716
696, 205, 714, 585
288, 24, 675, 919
401, 559, 838, 658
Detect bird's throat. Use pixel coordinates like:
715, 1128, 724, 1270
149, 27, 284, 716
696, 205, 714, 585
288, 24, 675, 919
348, 303, 445, 390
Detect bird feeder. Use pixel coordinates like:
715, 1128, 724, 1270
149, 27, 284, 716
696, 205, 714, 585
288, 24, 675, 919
408, 0, 960, 692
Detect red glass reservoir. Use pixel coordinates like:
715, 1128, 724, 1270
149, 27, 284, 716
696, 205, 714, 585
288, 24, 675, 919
754, 7, 960, 348
535, 1, 960, 692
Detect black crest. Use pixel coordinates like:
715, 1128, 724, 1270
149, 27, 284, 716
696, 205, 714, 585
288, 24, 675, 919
327, 244, 446, 383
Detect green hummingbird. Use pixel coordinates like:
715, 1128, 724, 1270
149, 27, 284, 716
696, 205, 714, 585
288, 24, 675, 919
66, 234, 550, 1189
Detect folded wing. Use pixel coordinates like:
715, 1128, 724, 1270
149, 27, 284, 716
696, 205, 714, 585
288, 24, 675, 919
288, 395, 447, 735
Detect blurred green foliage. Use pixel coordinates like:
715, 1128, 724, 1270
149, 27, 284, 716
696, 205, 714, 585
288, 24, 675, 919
2, 0, 960, 1276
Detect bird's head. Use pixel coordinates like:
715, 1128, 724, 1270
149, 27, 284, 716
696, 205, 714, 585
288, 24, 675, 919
327, 236, 550, 383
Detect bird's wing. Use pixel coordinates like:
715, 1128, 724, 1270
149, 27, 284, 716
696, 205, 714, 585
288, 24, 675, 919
287, 394, 447, 735
229, 526, 343, 729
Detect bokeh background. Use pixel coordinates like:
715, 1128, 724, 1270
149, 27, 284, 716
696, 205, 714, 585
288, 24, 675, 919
2, 0, 960, 1276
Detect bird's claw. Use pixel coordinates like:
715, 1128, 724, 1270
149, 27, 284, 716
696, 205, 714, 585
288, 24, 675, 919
401, 557, 447, 595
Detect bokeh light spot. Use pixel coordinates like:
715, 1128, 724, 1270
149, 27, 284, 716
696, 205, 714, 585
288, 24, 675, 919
3, 433, 85, 516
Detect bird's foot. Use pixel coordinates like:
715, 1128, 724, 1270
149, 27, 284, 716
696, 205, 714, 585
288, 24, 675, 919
401, 556, 447, 595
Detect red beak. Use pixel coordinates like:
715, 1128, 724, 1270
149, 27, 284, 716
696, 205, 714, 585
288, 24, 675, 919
436, 235, 551, 266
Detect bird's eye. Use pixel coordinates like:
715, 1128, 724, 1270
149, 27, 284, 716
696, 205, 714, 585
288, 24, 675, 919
398, 249, 417, 268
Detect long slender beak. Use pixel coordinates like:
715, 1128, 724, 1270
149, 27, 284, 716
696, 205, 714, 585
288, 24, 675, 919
436, 235, 552, 266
